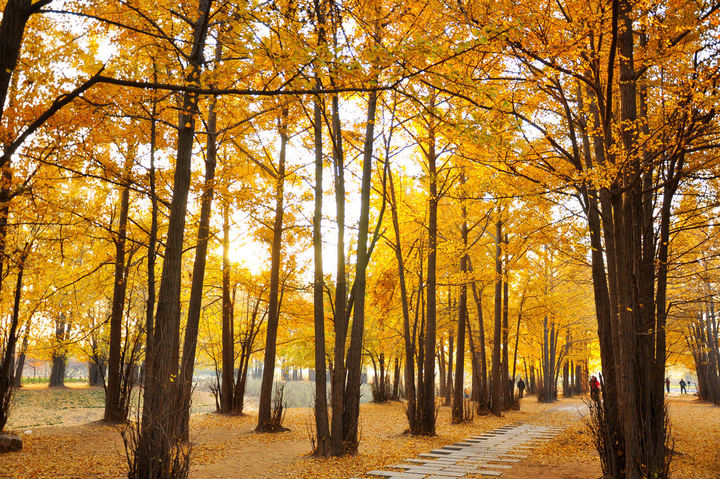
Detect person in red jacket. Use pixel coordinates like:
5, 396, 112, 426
590, 375, 600, 401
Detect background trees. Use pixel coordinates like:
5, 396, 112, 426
0, 1, 718, 478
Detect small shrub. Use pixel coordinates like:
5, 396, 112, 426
265, 383, 289, 432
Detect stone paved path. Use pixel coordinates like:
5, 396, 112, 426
356, 422, 564, 479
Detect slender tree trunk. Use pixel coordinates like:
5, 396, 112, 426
392, 358, 400, 399
490, 218, 503, 415
256, 108, 288, 431
142, 69, 159, 399
343, 87, 378, 448
220, 205, 234, 413
312, 88, 330, 455
177, 70, 220, 438
445, 330, 453, 406
501, 241, 510, 407
452, 204, 468, 422
420, 116, 438, 434
13, 320, 30, 387
329, 87, 348, 454
469, 276, 488, 407
105, 154, 133, 423
0, 248, 26, 431
387, 162, 417, 432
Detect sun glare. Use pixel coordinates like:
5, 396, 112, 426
227, 235, 268, 276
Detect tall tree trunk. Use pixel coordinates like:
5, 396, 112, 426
501, 239, 510, 407
105, 154, 133, 423
342, 87, 378, 449
177, 72, 220, 438
490, 218, 503, 415
329, 86, 348, 454
142, 68, 159, 399
256, 107, 288, 431
452, 204, 468, 422
420, 114, 438, 434
469, 276, 488, 407
312, 89, 330, 455
135, 2, 212, 474
445, 330, 453, 406
392, 357, 400, 399
220, 206, 234, 413
387, 162, 417, 432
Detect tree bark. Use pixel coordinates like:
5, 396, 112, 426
452, 204, 468, 422
105, 153, 133, 423
177, 68, 220, 438
343, 87, 378, 448
387, 161, 417, 432
420, 111, 438, 434
135, 2, 212, 474
256, 107, 288, 431
490, 218, 503, 415
312, 87, 330, 455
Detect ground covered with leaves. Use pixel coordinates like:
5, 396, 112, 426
0, 389, 717, 478
507, 395, 719, 479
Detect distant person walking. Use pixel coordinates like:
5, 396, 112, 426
517, 378, 526, 399
680, 379, 687, 394
590, 375, 600, 401
665, 377, 671, 394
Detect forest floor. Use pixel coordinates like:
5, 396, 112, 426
0, 387, 718, 478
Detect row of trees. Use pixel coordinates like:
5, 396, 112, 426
0, 1, 719, 479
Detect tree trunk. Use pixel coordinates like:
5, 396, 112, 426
142, 67, 159, 420
312, 88, 330, 455
219, 205, 234, 414
452, 205, 468, 422
105, 153, 133, 423
0, 249, 26, 431
469, 276, 488, 408
329, 86, 348, 454
420, 111, 438, 434
342, 87, 378, 449
501, 239, 510, 407
177, 69, 220, 438
387, 161, 417, 431
392, 358, 400, 400
135, 2, 212, 474
490, 218, 503, 416
256, 107, 288, 431
13, 321, 30, 387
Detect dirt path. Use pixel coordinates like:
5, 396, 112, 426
1, 395, 717, 478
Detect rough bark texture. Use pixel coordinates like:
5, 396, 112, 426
342, 88, 378, 449
134, 2, 211, 475
177, 79, 219, 438
311, 91, 330, 455
256, 108, 288, 431
105, 156, 133, 423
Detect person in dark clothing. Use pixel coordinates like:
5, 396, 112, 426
665, 377, 671, 393
517, 378, 526, 399
679, 379, 687, 394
